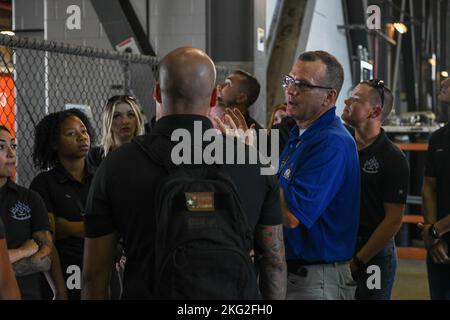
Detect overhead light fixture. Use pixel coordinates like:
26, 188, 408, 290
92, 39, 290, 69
393, 22, 408, 34
441, 71, 449, 78
0, 31, 15, 36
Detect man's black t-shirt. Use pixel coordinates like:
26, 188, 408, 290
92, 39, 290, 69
424, 123, 450, 244
86, 146, 105, 172
356, 129, 409, 236
30, 163, 94, 299
84, 115, 282, 299
245, 113, 263, 130
0, 179, 50, 300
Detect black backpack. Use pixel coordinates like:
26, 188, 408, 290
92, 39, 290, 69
134, 135, 261, 300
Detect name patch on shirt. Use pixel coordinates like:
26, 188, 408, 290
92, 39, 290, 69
185, 192, 215, 212
10, 201, 32, 221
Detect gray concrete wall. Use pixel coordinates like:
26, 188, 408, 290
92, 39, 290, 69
130, 0, 206, 56
12, 0, 45, 186
13, 0, 44, 37
14, 0, 208, 56
45, 0, 112, 49
44, 0, 123, 131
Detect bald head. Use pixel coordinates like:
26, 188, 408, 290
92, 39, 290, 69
158, 47, 216, 114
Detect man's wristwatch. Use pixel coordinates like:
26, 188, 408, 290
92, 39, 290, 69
429, 224, 440, 239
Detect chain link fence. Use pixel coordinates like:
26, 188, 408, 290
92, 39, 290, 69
0, 35, 231, 187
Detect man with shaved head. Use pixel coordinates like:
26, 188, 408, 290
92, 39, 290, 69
81, 47, 286, 300
158, 47, 216, 113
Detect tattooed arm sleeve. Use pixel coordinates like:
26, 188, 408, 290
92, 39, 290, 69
254, 224, 287, 300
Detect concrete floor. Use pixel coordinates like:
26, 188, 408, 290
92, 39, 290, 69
392, 259, 430, 300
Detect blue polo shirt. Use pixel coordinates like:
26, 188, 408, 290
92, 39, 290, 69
278, 107, 360, 262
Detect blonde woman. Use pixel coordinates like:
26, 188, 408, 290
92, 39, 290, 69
88, 95, 145, 170
267, 103, 287, 132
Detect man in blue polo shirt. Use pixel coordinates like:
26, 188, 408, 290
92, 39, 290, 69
278, 50, 360, 300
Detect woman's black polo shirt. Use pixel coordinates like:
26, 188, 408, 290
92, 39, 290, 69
357, 129, 410, 237
0, 179, 50, 299
425, 123, 450, 244
30, 162, 94, 298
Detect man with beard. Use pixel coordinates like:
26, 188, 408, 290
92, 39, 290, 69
217, 70, 263, 129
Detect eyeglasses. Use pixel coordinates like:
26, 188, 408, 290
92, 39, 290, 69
364, 79, 385, 109
281, 74, 333, 91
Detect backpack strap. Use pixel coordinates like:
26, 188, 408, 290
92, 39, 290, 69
133, 134, 176, 171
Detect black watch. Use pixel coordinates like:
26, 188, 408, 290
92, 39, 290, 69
429, 224, 440, 239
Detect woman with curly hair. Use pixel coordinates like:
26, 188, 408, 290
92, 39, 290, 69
30, 109, 95, 300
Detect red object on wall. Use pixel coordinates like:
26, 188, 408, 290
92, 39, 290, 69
0, 74, 15, 136
0, 74, 16, 180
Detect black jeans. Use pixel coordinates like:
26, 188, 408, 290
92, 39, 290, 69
353, 238, 397, 300
427, 253, 450, 300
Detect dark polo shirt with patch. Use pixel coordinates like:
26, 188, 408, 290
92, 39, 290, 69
0, 179, 50, 299
84, 114, 282, 299
357, 129, 409, 236
30, 163, 94, 299
425, 123, 450, 245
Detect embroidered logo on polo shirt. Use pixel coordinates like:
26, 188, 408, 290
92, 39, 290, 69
10, 201, 32, 221
283, 166, 293, 180
362, 157, 380, 174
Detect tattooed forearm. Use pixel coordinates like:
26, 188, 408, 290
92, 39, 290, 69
12, 255, 51, 277
13, 231, 52, 277
33, 231, 52, 249
255, 224, 287, 300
